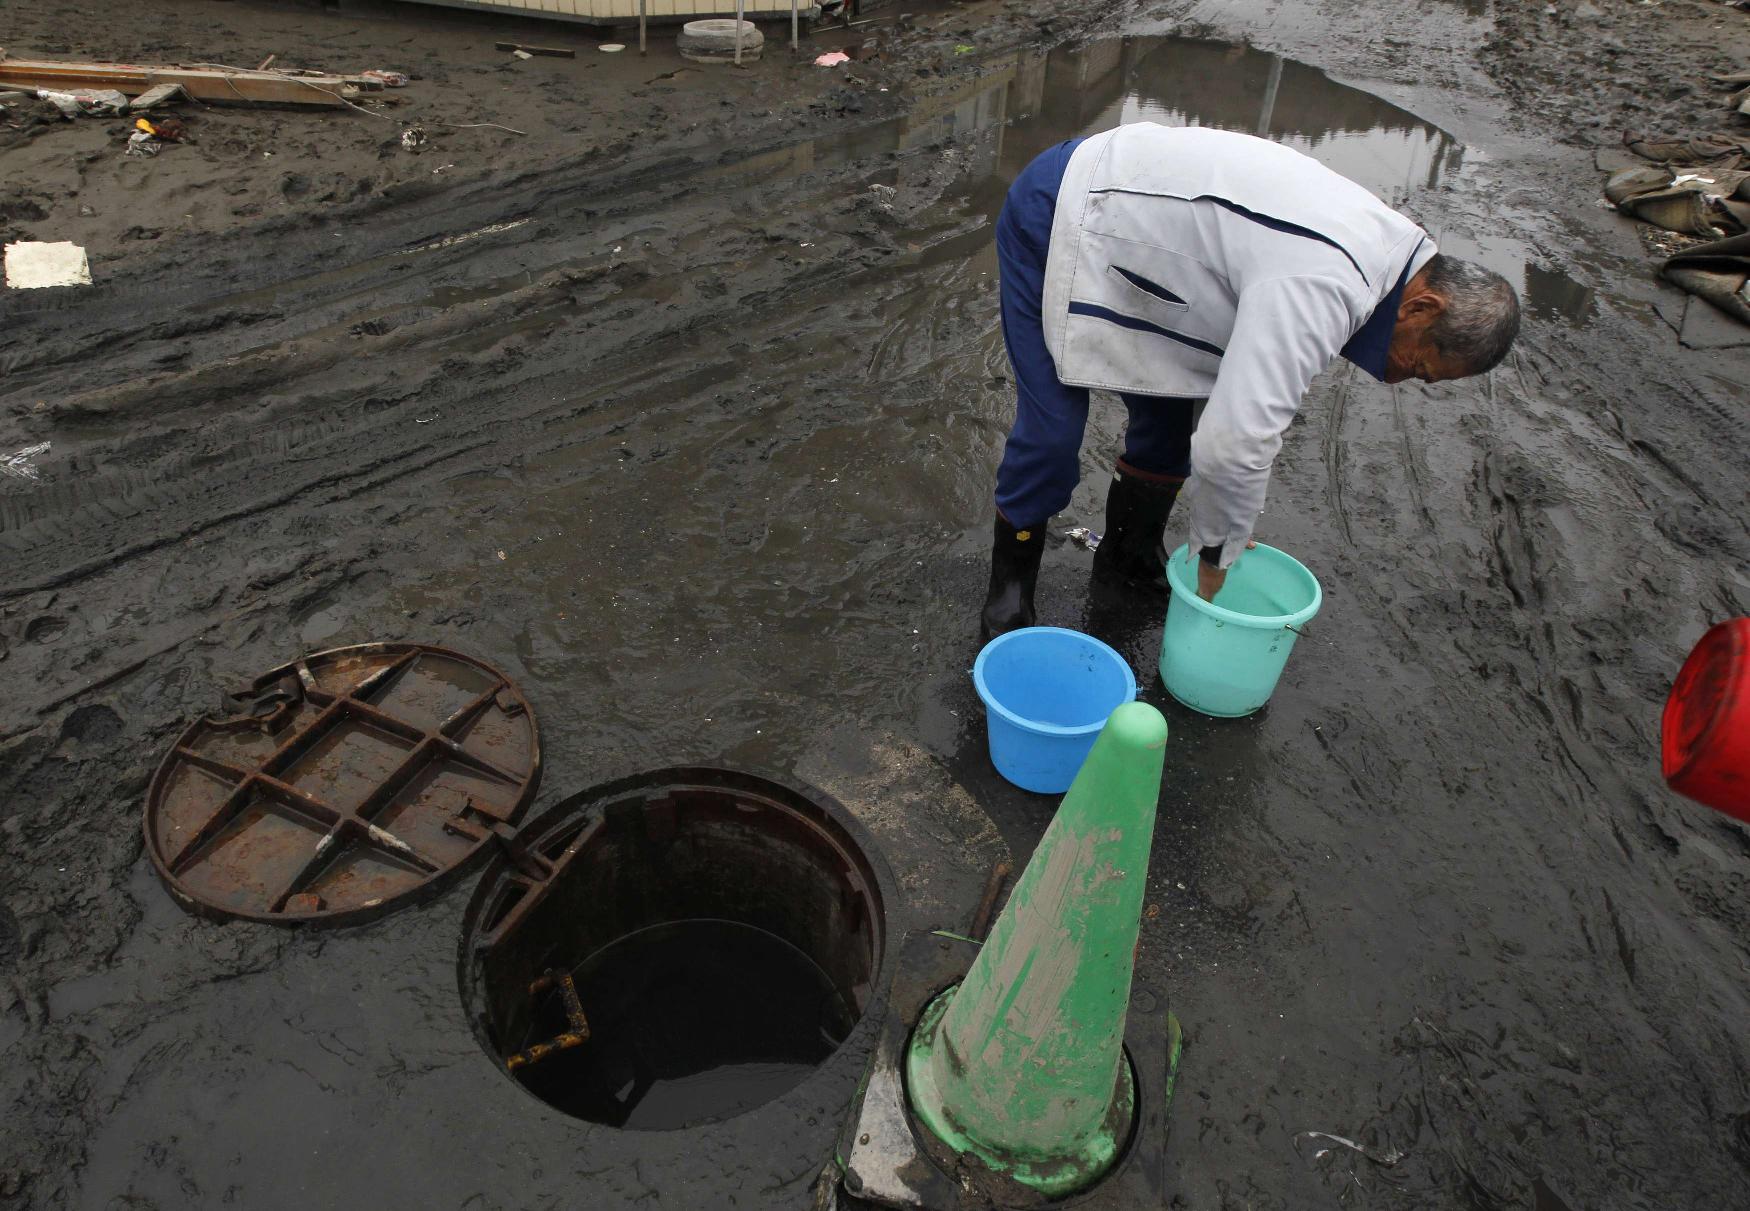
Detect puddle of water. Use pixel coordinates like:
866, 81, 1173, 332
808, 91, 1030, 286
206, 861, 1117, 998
510, 919, 856, 1130
723, 34, 1593, 322
1117, 39, 1463, 205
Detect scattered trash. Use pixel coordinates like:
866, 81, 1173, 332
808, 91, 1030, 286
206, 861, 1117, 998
1605, 164, 1749, 238
815, 51, 852, 66
436, 121, 527, 135
495, 42, 577, 59
3, 241, 91, 289
0, 442, 51, 482
511, 49, 534, 61
125, 129, 161, 157
1066, 526, 1102, 551
1662, 232, 1750, 339
36, 87, 128, 118
954, 44, 976, 55
139, 115, 186, 142
676, 18, 764, 64
1623, 130, 1750, 164
600, 44, 626, 54
401, 125, 427, 152
1293, 1131, 1405, 1167
359, 69, 409, 87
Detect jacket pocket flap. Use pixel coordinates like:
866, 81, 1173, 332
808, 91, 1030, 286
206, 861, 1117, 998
1110, 264, 1189, 308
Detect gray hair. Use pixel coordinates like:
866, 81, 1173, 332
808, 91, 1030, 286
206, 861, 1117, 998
1420, 254, 1521, 373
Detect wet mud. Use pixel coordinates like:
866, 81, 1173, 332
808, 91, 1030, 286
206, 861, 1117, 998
3, 0, 1749, 1208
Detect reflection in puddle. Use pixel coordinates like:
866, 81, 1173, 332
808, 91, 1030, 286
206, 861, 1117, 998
773, 34, 1593, 325
1117, 39, 1462, 205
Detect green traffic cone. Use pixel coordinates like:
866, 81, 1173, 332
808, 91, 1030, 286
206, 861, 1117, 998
906, 700, 1168, 1197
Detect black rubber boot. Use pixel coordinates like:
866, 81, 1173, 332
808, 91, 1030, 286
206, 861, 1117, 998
1091, 464, 1183, 593
980, 515, 1046, 640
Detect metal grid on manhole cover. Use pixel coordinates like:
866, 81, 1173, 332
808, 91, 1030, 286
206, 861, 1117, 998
144, 643, 541, 926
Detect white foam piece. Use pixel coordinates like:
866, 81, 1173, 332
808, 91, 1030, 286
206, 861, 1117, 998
4, 241, 92, 289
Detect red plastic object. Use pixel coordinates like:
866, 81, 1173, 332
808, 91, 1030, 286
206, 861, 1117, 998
1662, 618, 1750, 822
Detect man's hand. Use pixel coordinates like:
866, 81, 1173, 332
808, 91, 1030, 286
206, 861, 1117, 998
1196, 559, 1227, 603
1195, 541, 1257, 603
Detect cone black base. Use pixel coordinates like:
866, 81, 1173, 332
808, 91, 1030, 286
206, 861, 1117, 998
838, 933, 1181, 1210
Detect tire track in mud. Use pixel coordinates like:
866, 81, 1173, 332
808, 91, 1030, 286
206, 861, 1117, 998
1249, 240, 1750, 1210
1388, 382, 1438, 535
4, 219, 819, 577
0, 127, 1005, 733
1322, 360, 1357, 546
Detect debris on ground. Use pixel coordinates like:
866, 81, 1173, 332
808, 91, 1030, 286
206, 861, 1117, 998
35, 87, 128, 117
1604, 163, 1749, 237
815, 51, 852, 66
128, 81, 187, 110
1601, 130, 1750, 336
2, 239, 90, 287
676, 18, 764, 64
0, 441, 51, 480
495, 42, 575, 59
135, 115, 185, 142
1066, 526, 1102, 551
1623, 130, 1750, 164
1710, 68, 1750, 118
1662, 232, 1750, 345
0, 53, 398, 107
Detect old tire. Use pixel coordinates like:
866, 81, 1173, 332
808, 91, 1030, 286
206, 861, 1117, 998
677, 18, 764, 62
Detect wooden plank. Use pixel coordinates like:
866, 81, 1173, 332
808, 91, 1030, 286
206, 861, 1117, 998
0, 58, 360, 106
494, 41, 577, 57
127, 81, 186, 111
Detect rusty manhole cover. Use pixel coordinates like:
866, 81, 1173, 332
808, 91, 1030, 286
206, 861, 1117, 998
144, 643, 541, 926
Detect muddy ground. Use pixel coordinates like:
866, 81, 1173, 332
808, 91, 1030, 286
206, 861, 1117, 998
3, 0, 1749, 1207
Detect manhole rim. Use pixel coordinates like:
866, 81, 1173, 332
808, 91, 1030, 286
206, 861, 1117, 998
455, 763, 901, 1132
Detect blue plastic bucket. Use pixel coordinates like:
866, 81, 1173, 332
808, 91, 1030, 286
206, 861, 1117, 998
1159, 543, 1322, 718
973, 627, 1138, 793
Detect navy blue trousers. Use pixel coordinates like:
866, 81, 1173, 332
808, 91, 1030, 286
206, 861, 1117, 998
993, 140, 1197, 529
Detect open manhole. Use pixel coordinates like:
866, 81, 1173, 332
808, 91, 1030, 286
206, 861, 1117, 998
144, 643, 540, 926
459, 767, 889, 1131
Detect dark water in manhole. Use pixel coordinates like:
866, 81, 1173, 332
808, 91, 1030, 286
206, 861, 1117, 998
511, 919, 858, 1130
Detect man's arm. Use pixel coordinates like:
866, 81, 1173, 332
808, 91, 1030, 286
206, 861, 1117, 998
1183, 274, 1360, 593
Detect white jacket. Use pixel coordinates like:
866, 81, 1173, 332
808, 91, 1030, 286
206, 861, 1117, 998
1041, 124, 1435, 566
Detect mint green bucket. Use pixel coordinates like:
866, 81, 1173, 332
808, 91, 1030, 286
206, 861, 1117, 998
1160, 543, 1322, 718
